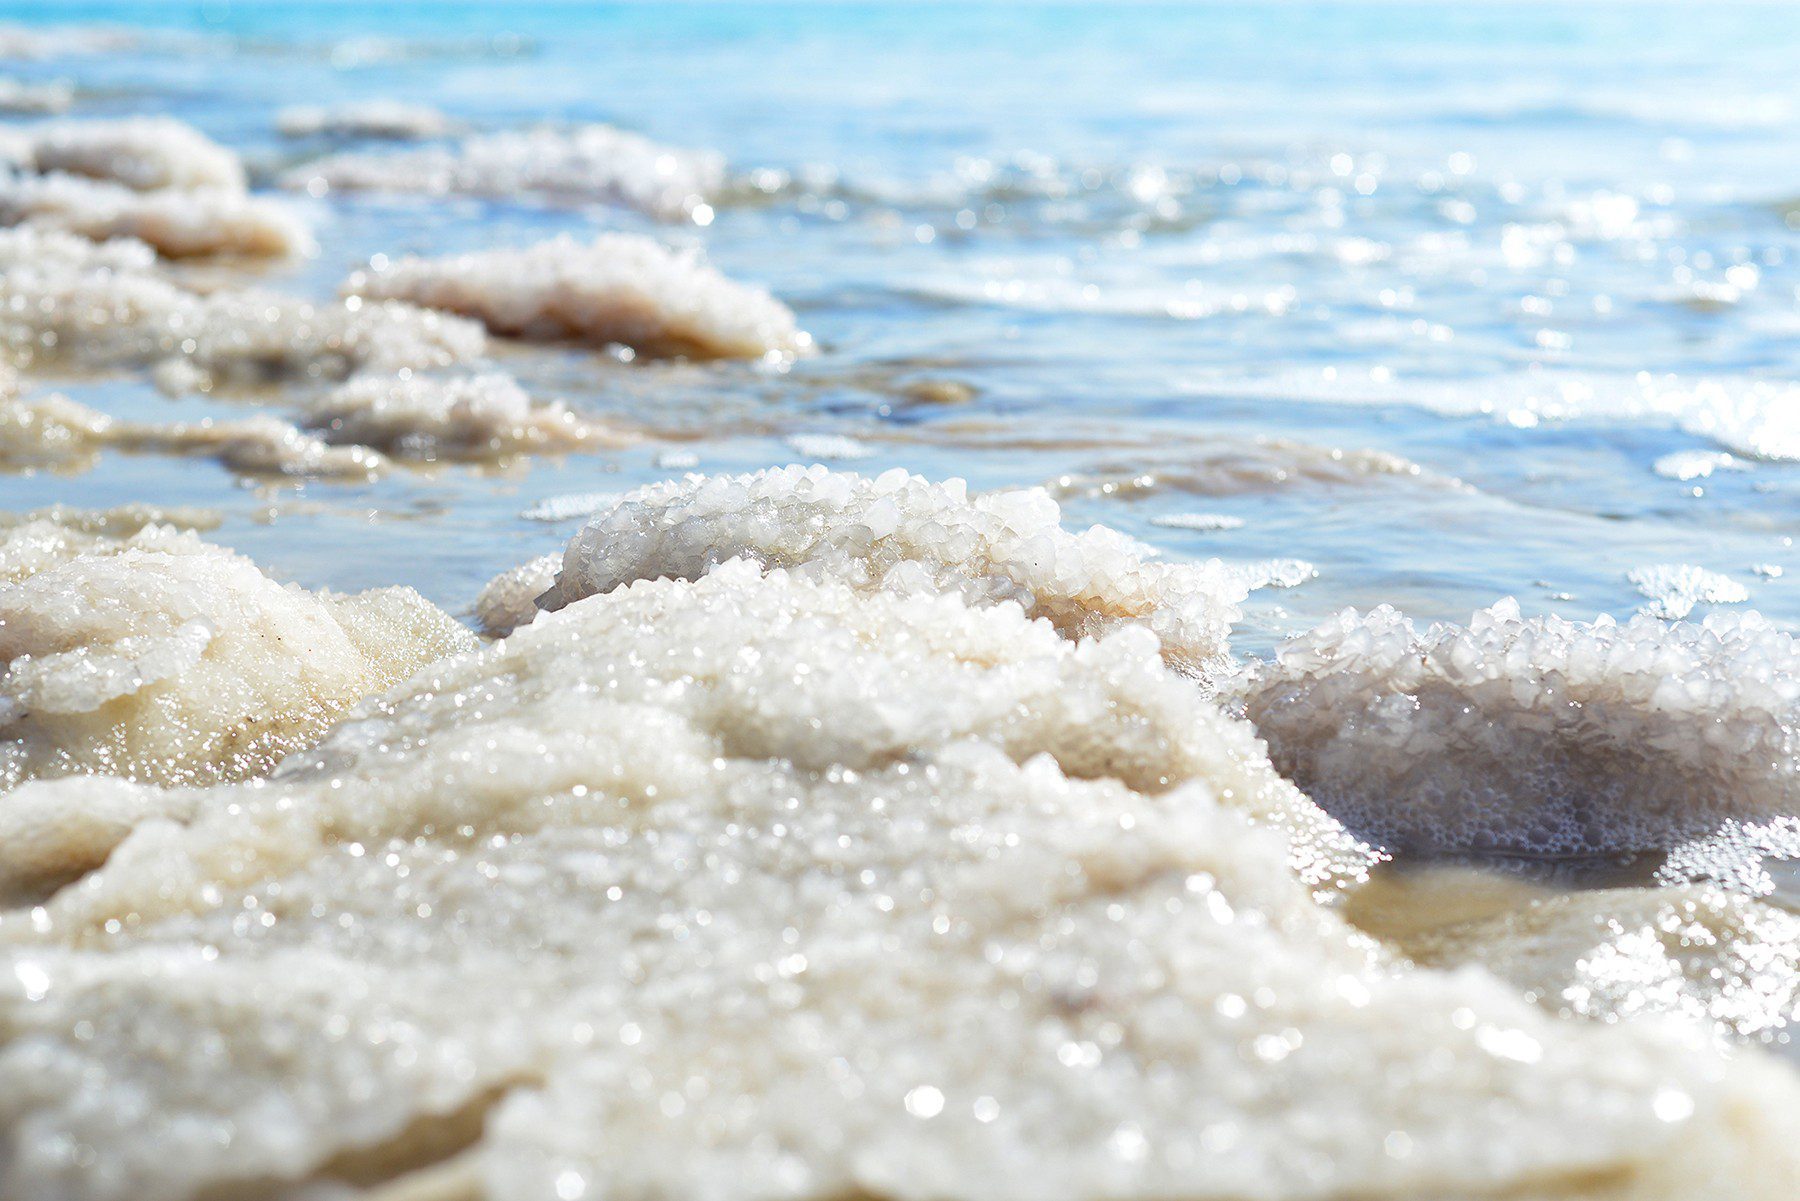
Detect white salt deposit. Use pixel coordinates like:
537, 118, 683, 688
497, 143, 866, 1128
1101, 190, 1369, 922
0, 525, 473, 795
1228, 556, 1318, 590
521, 491, 623, 523
0, 566, 1790, 1200
19, 117, 245, 192
342, 233, 810, 359
276, 101, 453, 141
283, 123, 725, 220
653, 448, 699, 469
305, 372, 627, 460
0, 228, 484, 384
1628, 563, 1750, 619
785, 432, 874, 461
1150, 512, 1246, 531
0, 24, 137, 60
0, 78, 74, 114
1243, 600, 1800, 857
473, 552, 561, 636
542, 466, 1253, 684
0, 172, 313, 258
0, 393, 112, 472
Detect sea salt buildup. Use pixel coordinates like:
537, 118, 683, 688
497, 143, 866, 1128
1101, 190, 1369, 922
305, 372, 629, 461
342, 233, 810, 359
17, 117, 245, 192
0, 172, 312, 258
0, 526, 474, 793
473, 552, 562, 636
1628, 563, 1750, 619
276, 101, 454, 141
543, 467, 1253, 684
1244, 600, 1800, 857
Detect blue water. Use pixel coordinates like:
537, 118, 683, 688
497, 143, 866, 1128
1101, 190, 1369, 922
6, 1, 1800, 650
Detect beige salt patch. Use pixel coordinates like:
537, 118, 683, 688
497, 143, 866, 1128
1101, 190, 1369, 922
277, 101, 454, 141
18, 116, 245, 192
0, 172, 312, 258
305, 373, 630, 462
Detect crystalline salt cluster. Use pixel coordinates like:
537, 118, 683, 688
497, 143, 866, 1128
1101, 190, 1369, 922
1628, 563, 1750, 620
0, 172, 312, 258
0, 78, 74, 115
1243, 599, 1800, 857
276, 101, 454, 141
542, 466, 1253, 684
0, 565, 1791, 1200
342, 233, 810, 359
0, 523, 473, 797
473, 552, 560, 636
283, 123, 725, 220
305, 372, 627, 460
12, 117, 245, 192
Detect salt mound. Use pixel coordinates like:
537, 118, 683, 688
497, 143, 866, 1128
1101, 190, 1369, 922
0, 24, 137, 60
473, 553, 563, 636
276, 101, 453, 141
0, 565, 1791, 1200
0, 228, 484, 384
1628, 563, 1750, 620
0, 172, 312, 258
305, 372, 627, 460
0, 526, 474, 795
1408, 885, 1800, 1047
342, 233, 809, 359
0, 78, 73, 114
1243, 600, 1800, 857
0, 393, 111, 473
283, 123, 724, 220
20, 117, 245, 192
542, 466, 1252, 684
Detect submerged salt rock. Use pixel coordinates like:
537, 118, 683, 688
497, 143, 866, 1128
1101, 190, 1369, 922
22, 117, 245, 192
0, 566, 1792, 1201
1628, 563, 1750, 620
284, 122, 724, 220
1245, 600, 1800, 857
0, 527, 474, 791
342, 233, 809, 359
543, 466, 1252, 683
1408, 885, 1800, 1048
0, 172, 312, 258
305, 372, 627, 460
0, 228, 484, 382
276, 100, 453, 141
473, 552, 560, 636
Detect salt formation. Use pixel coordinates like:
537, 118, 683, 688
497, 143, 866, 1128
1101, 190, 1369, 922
786, 432, 873, 460
0, 78, 74, 114
0, 24, 137, 61
0, 393, 111, 473
0, 566, 1792, 1200
542, 467, 1252, 683
0, 172, 311, 257
1408, 885, 1800, 1047
0, 228, 484, 384
13, 117, 245, 192
276, 101, 453, 140
1150, 512, 1245, 531
1628, 563, 1750, 619
283, 123, 725, 220
0, 525, 474, 797
1244, 600, 1800, 857
1040, 435, 1457, 500
342, 233, 809, 359
521, 491, 622, 523
473, 552, 561, 636
1659, 817, 1800, 899
305, 372, 626, 460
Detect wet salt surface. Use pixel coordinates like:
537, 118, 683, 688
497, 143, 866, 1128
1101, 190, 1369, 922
2, 1, 1800, 1196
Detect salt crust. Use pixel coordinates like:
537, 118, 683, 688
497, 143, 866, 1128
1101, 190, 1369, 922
305, 372, 628, 460
541, 466, 1252, 684
473, 553, 561, 637
276, 101, 453, 141
1244, 599, 1800, 857
282, 123, 725, 220
0, 228, 485, 385
0, 565, 1792, 1199
12, 117, 244, 192
0, 523, 474, 800
342, 233, 810, 360
0, 78, 74, 115
1627, 563, 1750, 620
0, 171, 312, 258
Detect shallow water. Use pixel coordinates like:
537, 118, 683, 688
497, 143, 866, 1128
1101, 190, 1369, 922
4, 3, 1800, 1195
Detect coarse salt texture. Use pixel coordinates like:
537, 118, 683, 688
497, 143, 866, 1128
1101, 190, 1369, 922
283, 123, 725, 220
0, 566, 1790, 1200
0, 524, 474, 799
342, 233, 809, 359
0, 171, 312, 258
542, 466, 1252, 685
1243, 599, 1800, 857
0, 78, 74, 115
276, 101, 454, 141
0, 228, 484, 384
1627, 563, 1750, 620
305, 372, 628, 461
15, 117, 245, 193
473, 552, 562, 637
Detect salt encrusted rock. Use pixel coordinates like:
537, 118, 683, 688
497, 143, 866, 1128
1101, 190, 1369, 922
0, 228, 484, 383
542, 466, 1251, 683
473, 552, 560, 636
1407, 885, 1800, 1048
19, 117, 245, 192
0, 526, 474, 795
0, 172, 312, 258
342, 233, 809, 359
283, 123, 724, 220
0, 393, 112, 472
305, 372, 628, 460
0, 78, 74, 115
276, 101, 453, 141
1243, 600, 1800, 857
0, 565, 1792, 1200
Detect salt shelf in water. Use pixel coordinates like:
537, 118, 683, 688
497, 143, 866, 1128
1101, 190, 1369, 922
305, 372, 628, 461
0, 564, 1791, 1199
0, 172, 311, 258
276, 101, 453, 141
7, 117, 244, 192
343, 233, 810, 360
1244, 599, 1800, 857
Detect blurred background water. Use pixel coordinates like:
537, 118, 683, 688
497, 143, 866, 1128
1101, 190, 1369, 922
5, 1, 1800, 652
